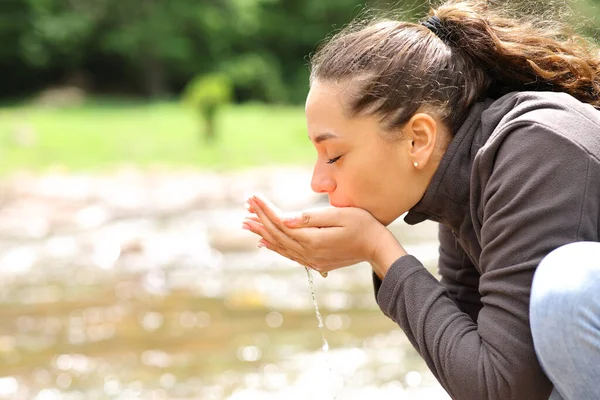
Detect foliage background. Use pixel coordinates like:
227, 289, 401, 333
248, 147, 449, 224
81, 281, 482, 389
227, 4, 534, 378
1, 0, 430, 104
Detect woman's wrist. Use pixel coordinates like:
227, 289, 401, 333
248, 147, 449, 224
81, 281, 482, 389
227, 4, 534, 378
369, 229, 407, 279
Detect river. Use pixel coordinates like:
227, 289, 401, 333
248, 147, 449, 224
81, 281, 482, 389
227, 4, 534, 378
0, 167, 449, 400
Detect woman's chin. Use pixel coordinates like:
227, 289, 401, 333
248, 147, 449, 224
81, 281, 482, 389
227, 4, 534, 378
364, 209, 391, 226
376, 210, 404, 227
380, 217, 395, 227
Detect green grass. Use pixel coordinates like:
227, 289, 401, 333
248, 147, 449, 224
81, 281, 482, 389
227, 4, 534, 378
0, 101, 315, 174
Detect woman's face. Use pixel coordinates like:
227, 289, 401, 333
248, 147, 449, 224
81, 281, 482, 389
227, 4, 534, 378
305, 80, 440, 226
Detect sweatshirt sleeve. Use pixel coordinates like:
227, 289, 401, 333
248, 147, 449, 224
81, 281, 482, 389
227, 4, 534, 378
375, 123, 598, 400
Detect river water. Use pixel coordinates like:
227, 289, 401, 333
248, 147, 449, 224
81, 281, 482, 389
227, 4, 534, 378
0, 167, 449, 400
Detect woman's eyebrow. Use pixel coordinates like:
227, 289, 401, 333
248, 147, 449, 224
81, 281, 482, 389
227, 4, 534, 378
309, 132, 339, 144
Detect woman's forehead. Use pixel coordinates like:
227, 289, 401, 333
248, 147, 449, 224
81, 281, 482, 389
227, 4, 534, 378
306, 81, 358, 120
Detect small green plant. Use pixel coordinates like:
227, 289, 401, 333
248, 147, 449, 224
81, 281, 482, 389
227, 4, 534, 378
183, 74, 233, 142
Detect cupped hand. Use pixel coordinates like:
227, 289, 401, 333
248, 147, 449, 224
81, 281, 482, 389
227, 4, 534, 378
242, 194, 400, 276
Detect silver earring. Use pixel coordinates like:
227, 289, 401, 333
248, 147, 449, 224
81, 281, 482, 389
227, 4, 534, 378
413, 162, 419, 168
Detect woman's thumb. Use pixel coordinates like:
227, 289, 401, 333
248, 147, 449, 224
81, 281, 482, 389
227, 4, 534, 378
283, 207, 340, 228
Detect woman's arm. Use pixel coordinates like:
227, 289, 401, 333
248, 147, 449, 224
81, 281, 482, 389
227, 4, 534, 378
437, 224, 482, 322
372, 224, 483, 322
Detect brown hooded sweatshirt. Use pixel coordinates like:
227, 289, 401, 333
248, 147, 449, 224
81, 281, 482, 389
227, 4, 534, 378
373, 91, 600, 400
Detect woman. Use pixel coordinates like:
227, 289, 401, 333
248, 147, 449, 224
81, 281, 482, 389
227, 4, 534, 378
241, 1, 600, 399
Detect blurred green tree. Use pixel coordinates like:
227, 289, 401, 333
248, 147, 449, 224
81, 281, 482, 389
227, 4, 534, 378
221, 53, 287, 103
183, 73, 233, 142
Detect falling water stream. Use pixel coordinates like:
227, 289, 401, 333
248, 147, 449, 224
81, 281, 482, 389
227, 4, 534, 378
305, 266, 342, 399
305, 266, 330, 352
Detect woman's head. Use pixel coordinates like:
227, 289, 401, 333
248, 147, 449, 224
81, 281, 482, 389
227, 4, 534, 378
306, 0, 600, 224
306, 79, 446, 226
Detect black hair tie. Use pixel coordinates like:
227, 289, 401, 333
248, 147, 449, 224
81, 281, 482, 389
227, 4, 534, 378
421, 16, 451, 43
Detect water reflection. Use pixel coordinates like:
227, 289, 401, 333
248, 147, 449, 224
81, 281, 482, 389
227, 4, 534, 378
0, 168, 449, 399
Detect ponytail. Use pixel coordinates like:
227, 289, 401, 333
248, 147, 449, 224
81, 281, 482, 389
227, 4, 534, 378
431, 1, 600, 106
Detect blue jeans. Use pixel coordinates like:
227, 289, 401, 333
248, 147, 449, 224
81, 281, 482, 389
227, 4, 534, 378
530, 242, 600, 400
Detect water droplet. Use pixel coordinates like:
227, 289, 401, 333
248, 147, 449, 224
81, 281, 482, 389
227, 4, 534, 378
56, 354, 72, 371
143, 269, 167, 294
56, 373, 72, 389
405, 371, 422, 388
237, 346, 262, 362
92, 239, 120, 269
265, 311, 283, 328
34, 388, 62, 400
67, 327, 86, 345
128, 380, 144, 395
0, 377, 18, 397
140, 312, 163, 331
33, 368, 51, 385
325, 314, 343, 331
69, 354, 91, 373
103, 379, 120, 396
180, 311, 197, 328
105, 306, 124, 323
0, 247, 37, 274
141, 350, 171, 368
159, 373, 176, 389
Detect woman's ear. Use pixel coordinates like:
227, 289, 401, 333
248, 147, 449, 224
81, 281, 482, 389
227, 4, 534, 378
405, 112, 439, 169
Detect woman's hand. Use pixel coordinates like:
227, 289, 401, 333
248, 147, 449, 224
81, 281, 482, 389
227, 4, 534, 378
242, 194, 407, 278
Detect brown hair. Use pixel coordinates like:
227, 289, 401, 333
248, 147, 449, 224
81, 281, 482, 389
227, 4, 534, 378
309, 0, 600, 135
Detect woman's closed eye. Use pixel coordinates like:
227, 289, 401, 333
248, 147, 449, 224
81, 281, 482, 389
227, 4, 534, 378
327, 155, 342, 164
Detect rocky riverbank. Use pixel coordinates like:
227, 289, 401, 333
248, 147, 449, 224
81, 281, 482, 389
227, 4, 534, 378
0, 167, 448, 400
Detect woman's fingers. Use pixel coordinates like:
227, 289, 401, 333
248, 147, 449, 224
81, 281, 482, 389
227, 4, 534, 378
258, 239, 315, 269
244, 214, 261, 224
248, 195, 317, 251
257, 234, 359, 272
243, 198, 309, 259
243, 219, 279, 246
250, 194, 286, 228
244, 202, 255, 214
249, 197, 298, 250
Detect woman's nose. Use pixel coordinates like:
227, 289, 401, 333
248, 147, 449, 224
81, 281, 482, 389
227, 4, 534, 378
310, 166, 336, 194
